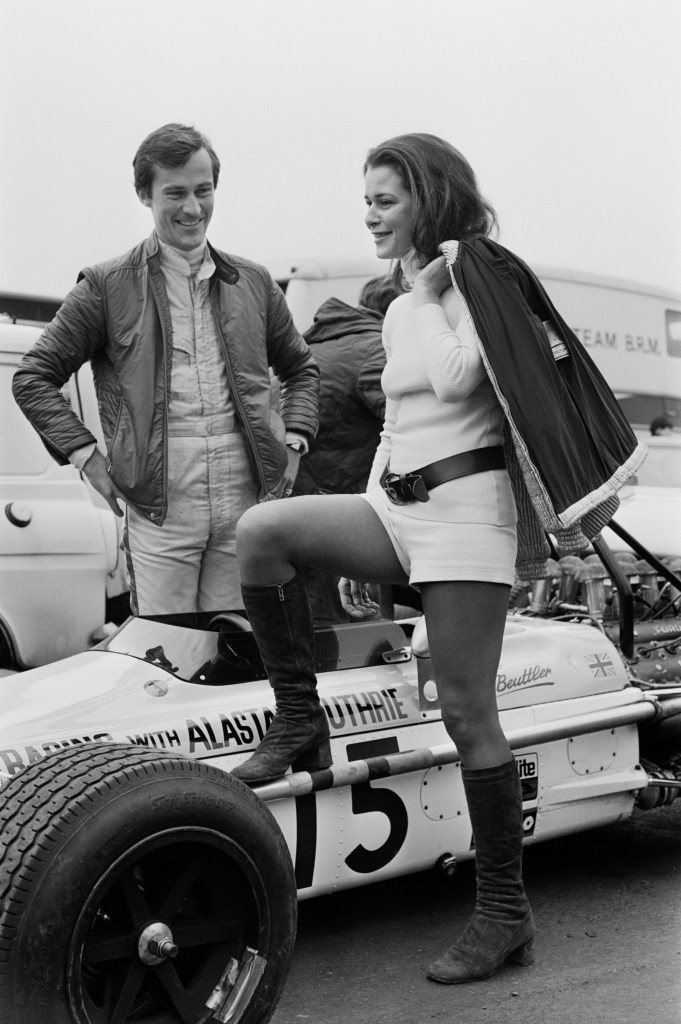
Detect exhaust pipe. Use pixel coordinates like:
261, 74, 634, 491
251, 694, 681, 802
636, 764, 681, 809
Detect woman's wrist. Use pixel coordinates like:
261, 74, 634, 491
411, 284, 441, 307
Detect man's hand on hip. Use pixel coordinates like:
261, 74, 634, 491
81, 449, 126, 517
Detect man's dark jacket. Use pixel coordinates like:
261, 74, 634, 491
12, 235, 319, 524
295, 298, 386, 495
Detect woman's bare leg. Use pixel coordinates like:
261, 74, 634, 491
230, 495, 409, 783
237, 494, 408, 588
419, 580, 511, 769
420, 580, 534, 985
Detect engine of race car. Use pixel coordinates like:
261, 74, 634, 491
508, 548, 681, 688
502, 541, 681, 805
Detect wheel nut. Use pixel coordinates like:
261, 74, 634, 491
149, 937, 178, 959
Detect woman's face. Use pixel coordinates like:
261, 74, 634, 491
364, 164, 415, 261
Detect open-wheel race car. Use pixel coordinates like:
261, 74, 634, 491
1, 520, 680, 1024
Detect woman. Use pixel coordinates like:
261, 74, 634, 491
233, 134, 642, 984
232, 132, 535, 985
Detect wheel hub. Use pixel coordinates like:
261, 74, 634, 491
137, 922, 179, 965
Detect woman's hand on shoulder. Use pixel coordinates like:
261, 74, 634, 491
412, 255, 452, 307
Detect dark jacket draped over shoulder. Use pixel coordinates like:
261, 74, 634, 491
446, 235, 647, 578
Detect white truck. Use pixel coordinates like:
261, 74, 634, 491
0, 311, 128, 671
536, 266, 681, 430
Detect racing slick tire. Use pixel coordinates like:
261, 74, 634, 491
0, 742, 297, 1024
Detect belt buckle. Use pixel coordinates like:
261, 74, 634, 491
382, 471, 430, 505
382, 471, 410, 505
407, 473, 429, 503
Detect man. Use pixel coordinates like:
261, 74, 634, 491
293, 276, 400, 623
296, 276, 396, 498
13, 123, 319, 615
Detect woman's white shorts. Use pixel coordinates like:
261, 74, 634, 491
361, 468, 517, 587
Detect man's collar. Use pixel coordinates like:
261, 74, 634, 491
156, 235, 214, 278
145, 233, 240, 286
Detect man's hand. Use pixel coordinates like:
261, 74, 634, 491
81, 449, 126, 517
338, 577, 380, 620
281, 445, 301, 498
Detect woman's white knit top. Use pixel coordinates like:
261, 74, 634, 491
366, 291, 504, 491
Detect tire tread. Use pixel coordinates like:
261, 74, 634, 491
0, 742, 296, 1024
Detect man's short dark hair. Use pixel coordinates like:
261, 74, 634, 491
133, 123, 220, 198
359, 276, 399, 316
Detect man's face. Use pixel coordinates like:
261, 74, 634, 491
141, 147, 215, 251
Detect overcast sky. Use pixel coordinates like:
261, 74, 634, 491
2, 0, 680, 298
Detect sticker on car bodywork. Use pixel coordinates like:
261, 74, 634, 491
585, 653, 618, 678
517, 752, 538, 836
0, 732, 115, 776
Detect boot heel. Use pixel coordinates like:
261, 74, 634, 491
292, 739, 332, 772
507, 938, 535, 967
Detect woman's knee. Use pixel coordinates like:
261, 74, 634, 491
236, 504, 282, 559
438, 681, 499, 742
439, 696, 475, 743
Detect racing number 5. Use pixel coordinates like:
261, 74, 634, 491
293, 736, 409, 888
344, 737, 409, 873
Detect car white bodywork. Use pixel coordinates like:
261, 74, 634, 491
0, 610, 662, 900
1, 520, 680, 1024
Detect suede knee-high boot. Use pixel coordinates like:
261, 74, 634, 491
427, 758, 535, 983
230, 573, 331, 784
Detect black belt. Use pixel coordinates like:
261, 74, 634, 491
380, 446, 506, 505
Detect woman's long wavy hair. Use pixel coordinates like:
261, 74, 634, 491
364, 133, 498, 286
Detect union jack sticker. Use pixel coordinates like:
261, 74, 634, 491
586, 653, 618, 678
